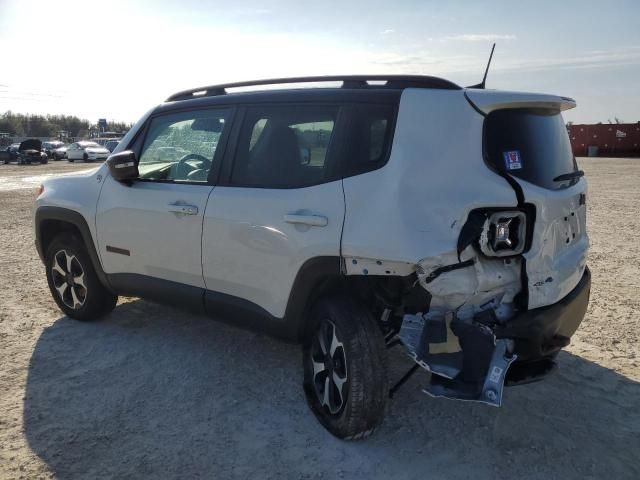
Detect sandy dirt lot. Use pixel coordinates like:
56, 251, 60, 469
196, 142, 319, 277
0, 158, 638, 479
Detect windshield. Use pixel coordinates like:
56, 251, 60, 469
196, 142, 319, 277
485, 108, 578, 190
81, 142, 101, 148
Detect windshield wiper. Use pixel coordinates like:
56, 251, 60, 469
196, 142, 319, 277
553, 170, 584, 182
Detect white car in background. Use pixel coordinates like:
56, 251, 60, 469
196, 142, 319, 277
66, 141, 110, 162
52, 145, 69, 160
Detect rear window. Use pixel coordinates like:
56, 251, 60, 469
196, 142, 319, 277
485, 108, 578, 190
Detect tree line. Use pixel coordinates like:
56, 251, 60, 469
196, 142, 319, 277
0, 111, 132, 139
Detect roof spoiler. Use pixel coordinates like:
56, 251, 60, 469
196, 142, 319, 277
465, 89, 576, 115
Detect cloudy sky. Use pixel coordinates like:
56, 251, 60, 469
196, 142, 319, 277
1, 0, 638, 124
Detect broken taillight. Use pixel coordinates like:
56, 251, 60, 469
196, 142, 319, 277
479, 211, 527, 257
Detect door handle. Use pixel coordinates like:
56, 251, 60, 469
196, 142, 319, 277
168, 203, 198, 215
284, 214, 328, 227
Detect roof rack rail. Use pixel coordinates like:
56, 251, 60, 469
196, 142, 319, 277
166, 75, 461, 102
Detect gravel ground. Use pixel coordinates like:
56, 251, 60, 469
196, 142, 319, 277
0, 158, 638, 479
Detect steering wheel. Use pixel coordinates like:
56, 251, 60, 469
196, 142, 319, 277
175, 153, 211, 179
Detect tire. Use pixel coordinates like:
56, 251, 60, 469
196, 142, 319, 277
68, 157, 74, 163
83, 153, 89, 162
45, 233, 117, 320
303, 294, 388, 440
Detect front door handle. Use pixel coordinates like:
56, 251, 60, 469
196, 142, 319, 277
284, 214, 328, 227
168, 203, 198, 215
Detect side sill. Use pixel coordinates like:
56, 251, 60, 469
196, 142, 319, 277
107, 273, 205, 314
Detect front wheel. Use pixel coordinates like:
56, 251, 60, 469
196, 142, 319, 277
303, 295, 388, 440
45, 233, 117, 320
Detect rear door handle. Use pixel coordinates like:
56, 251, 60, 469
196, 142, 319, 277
284, 214, 328, 227
168, 203, 198, 215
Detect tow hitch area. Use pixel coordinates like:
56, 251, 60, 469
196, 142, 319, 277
399, 313, 516, 406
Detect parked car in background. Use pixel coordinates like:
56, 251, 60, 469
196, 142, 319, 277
42, 141, 65, 159
105, 139, 121, 152
52, 144, 69, 160
66, 141, 110, 162
3, 143, 21, 164
17, 139, 48, 164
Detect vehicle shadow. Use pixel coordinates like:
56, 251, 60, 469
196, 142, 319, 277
23, 300, 640, 479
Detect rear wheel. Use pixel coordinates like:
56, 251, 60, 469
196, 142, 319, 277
83, 152, 89, 162
45, 233, 117, 320
303, 295, 388, 440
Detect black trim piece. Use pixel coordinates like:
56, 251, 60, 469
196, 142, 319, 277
495, 267, 590, 361
35, 206, 113, 292
423, 260, 475, 284
204, 290, 286, 336
464, 91, 487, 117
167, 75, 461, 101
108, 273, 205, 313
106, 245, 130, 256
155, 89, 403, 117
283, 256, 343, 340
106, 257, 343, 342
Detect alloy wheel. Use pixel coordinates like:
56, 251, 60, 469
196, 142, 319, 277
51, 250, 87, 310
310, 319, 349, 415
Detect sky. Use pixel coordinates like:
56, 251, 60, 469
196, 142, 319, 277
0, 0, 639, 124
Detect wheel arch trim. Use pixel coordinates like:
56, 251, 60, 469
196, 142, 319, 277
35, 206, 113, 292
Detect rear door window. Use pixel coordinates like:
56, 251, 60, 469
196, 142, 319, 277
231, 105, 339, 188
485, 108, 578, 190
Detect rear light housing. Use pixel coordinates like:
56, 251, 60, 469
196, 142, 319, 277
479, 211, 527, 257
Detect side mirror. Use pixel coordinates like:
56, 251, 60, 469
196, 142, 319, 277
107, 150, 138, 183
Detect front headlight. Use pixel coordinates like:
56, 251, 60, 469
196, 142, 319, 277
479, 211, 527, 257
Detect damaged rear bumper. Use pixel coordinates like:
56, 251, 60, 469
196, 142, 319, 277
399, 267, 591, 406
497, 266, 591, 361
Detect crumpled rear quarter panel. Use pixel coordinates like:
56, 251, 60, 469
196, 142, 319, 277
341, 88, 518, 266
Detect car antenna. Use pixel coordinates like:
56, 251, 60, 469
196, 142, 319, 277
467, 43, 496, 89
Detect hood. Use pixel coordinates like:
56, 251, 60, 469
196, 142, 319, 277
19, 139, 42, 152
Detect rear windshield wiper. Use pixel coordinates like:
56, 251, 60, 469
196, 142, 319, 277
553, 170, 584, 182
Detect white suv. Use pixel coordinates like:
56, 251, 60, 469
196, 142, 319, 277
34, 75, 590, 439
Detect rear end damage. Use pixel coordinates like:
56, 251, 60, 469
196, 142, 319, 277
395, 205, 590, 406
342, 88, 590, 406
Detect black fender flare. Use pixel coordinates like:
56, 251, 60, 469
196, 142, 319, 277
281, 256, 343, 341
34, 206, 113, 292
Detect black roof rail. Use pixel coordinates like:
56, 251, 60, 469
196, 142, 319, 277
166, 75, 461, 102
